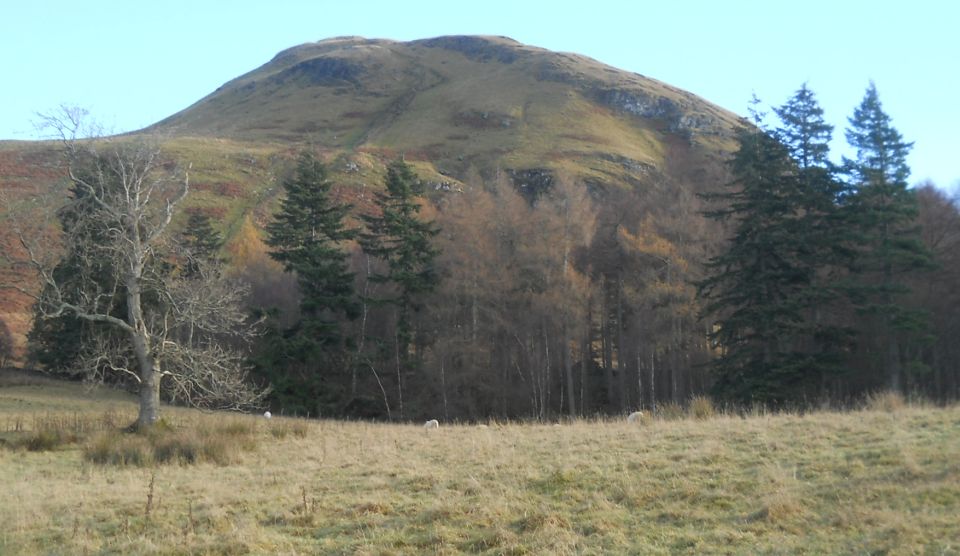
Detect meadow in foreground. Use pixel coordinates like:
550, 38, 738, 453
1, 374, 958, 555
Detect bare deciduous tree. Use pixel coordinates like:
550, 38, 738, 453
4, 109, 265, 428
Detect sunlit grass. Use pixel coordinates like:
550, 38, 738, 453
1, 380, 958, 554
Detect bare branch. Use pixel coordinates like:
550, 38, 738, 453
7, 111, 263, 423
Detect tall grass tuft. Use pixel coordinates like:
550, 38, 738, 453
863, 390, 907, 412
688, 395, 717, 420
83, 419, 261, 466
19, 429, 77, 451
85, 432, 154, 466
270, 420, 310, 440
657, 402, 685, 421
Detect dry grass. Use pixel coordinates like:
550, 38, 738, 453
863, 389, 908, 412
1, 381, 958, 554
688, 395, 717, 420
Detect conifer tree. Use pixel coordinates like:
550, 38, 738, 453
361, 159, 440, 416
258, 152, 360, 415
28, 160, 127, 374
773, 84, 854, 393
0, 318, 12, 368
179, 212, 223, 277
266, 151, 359, 351
699, 111, 810, 404
843, 83, 934, 392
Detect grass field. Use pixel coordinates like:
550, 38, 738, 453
1, 373, 958, 555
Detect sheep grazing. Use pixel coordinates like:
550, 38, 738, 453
263, 411, 272, 419
423, 419, 439, 429
626, 411, 644, 423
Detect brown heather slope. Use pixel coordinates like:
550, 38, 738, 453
0, 36, 743, 356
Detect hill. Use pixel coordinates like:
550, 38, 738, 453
1, 375, 958, 554
0, 35, 741, 370
151, 35, 739, 172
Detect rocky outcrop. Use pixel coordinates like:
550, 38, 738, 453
271, 57, 364, 87
508, 168, 554, 202
593, 88, 725, 136
414, 36, 522, 64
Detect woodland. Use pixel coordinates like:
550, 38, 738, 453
6, 82, 960, 423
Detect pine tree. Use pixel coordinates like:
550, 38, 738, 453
843, 83, 934, 392
28, 162, 127, 375
773, 84, 855, 394
699, 115, 810, 405
266, 151, 359, 350
361, 159, 440, 416
179, 212, 223, 277
258, 152, 361, 415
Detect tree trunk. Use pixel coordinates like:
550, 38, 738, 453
580, 334, 589, 415
616, 276, 627, 411
440, 355, 449, 421
394, 319, 403, 420
563, 323, 576, 416
637, 350, 643, 410
127, 272, 161, 429
888, 338, 902, 393
137, 358, 162, 429
601, 283, 614, 409
649, 351, 656, 412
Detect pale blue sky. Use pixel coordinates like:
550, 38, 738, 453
1, 0, 957, 190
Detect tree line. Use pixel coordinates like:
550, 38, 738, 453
13, 86, 960, 425
700, 84, 954, 407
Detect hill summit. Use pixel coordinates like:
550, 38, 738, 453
150, 35, 740, 191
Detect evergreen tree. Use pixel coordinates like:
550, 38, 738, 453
179, 212, 223, 277
266, 151, 359, 350
843, 83, 934, 392
773, 84, 855, 394
0, 318, 12, 368
28, 162, 126, 375
699, 105, 813, 405
361, 159, 440, 416
260, 151, 360, 415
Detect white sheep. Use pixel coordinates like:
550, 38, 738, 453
423, 419, 439, 429
626, 410, 644, 423
263, 411, 272, 419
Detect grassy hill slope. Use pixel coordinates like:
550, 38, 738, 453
150, 35, 740, 191
1, 375, 958, 554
